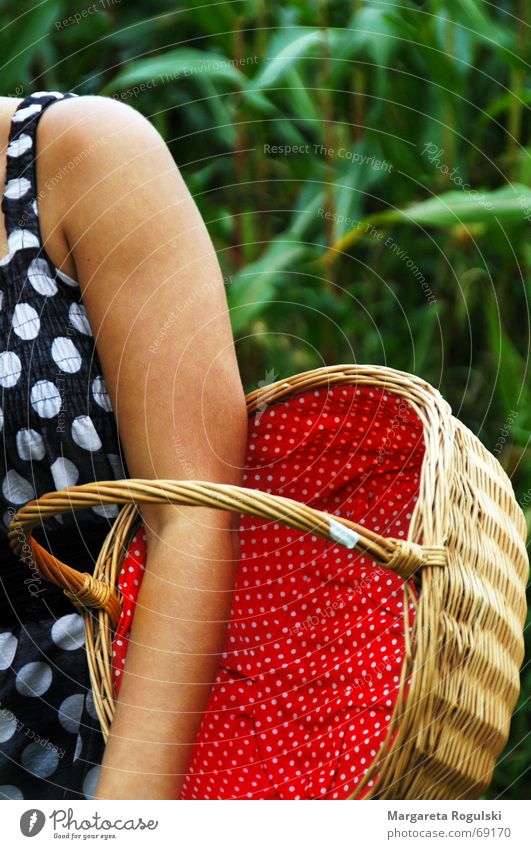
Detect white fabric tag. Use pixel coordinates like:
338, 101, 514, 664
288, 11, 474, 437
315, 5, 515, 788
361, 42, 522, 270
328, 517, 360, 549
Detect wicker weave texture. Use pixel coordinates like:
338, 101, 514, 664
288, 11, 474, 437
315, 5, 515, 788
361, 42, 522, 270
8, 364, 529, 800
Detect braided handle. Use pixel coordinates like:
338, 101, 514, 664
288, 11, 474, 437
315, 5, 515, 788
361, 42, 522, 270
8, 478, 447, 625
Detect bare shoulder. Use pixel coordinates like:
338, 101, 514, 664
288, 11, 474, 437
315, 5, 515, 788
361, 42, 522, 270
40, 94, 168, 189
39, 94, 183, 274
45, 94, 159, 145
32, 95, 170, 276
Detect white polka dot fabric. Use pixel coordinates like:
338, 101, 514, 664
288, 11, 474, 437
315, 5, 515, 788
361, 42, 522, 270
111, 384, 426, 799
0, 610, 103, 799
0, 90, 129, 799
0, 90, 129, 542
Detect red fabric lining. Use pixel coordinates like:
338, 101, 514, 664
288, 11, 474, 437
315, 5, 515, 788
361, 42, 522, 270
111, 384, 425, 799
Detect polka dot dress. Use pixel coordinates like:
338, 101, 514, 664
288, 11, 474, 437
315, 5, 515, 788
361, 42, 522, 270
113, 384, 425, 799
0, 90, 129, 541
0, 90, 132, 799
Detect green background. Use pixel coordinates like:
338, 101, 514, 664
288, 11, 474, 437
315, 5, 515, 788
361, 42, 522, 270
1, 0, 529, 799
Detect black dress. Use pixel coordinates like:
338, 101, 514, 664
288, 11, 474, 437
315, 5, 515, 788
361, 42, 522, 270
0, 90, 131, 799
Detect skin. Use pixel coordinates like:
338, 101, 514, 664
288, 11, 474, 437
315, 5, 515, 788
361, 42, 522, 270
0, 95, 248, 798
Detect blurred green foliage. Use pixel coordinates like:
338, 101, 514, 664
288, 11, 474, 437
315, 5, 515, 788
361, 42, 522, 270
1, 0, 529, 799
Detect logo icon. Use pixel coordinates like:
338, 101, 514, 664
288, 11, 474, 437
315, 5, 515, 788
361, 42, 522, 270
254, 367, 279, 425
20, 809, 46, 837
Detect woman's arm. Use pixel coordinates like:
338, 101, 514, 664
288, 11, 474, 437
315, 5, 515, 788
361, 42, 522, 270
51, 96, 248, 798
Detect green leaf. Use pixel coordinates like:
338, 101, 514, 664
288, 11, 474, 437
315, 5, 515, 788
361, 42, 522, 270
344, 6, 401, 66
483, 90, 531, 121
445, 0, 512, 49
100, 48, 248, 95
193, 76, 237, 148
444, 0, 524, 70
249, 28, 327, 91
289, 183, 327, 239
323, 184, 531, 261
395, 183, 531, 227
283, 67, 320, 123
0, 0, 61, 93
227, 238, 308, 333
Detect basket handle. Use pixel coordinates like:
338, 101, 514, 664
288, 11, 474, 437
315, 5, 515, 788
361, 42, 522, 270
8, 478, 447, 626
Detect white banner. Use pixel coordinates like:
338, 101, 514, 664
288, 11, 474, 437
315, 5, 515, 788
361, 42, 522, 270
1, 799, 529, 848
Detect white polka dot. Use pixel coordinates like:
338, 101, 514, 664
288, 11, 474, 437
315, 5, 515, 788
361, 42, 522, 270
92, 376, 112, 412
50, 456, 79, 490
12, 103, 42, 122
30, 379, 62, 417
4, 228, 40, 257
0, 784, 23, 799
21, 743, 59, 778
51, 337, 82, 373
7, 132, 32, 157
12, 303, 41, 340
83, 765, 101, 799
69, 302, 92, 336
4, 176, 31, 200
0, 351, 22, 387
0, 711, 17, 743
85, 689, 98, 721
32, 91, 65, 99
15, 662, 53, 697
0, 632, 18, 670
91, 504, 119, 519
73, 734, 83, 761
16, 428, 45, 461
58, 693, 85, 734
71, 416, 102, 451
2, 469, 35, 504
106, 453, 126, 478
56, 268, 79, 288
51, 613, 85, 651
28, 257, 58, 296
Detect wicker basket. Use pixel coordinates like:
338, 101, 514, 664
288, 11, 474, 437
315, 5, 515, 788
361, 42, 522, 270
7, 364, 529, 800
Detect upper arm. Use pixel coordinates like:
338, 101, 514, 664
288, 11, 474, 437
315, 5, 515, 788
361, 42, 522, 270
55, 96, 248, 537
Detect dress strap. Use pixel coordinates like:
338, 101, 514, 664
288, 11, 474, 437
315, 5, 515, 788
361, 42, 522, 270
1, 90, 79, 259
